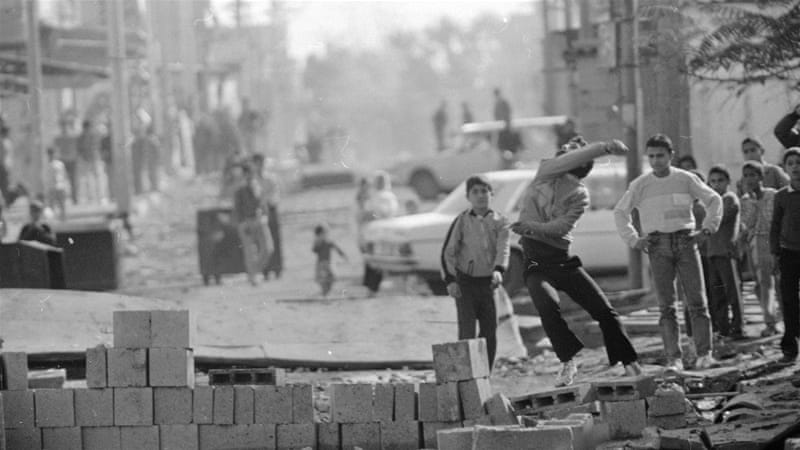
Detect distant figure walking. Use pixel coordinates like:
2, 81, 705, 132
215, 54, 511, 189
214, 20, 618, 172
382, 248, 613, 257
233, 163, 272, 286
461, 102, 474, 125
312, 223, 348, 297
493, 88, 512, 127
253, 153, 283, 279
18, 200, 56, 246
45, 147, 70, 221
53, 116, 78, 203
433, 100, 448, 151
76, 120, 103, 204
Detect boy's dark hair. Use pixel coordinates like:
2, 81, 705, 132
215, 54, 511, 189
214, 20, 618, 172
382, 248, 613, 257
708, 165, 731, 181
783, 147, 800, 165
742, 137, 763, 149
645, 133, 673, 153
314, 223, 328, 236
466, 175, 493, 194
677, 154, 697, 169
742, 160, 764, 178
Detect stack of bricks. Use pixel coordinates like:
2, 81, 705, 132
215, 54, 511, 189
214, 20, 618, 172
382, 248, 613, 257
645, 383, 687, 430
593, 375, 656, 440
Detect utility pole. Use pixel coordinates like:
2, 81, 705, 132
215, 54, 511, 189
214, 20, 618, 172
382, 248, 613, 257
614, 0, 645, 289
24, 0, 46, 196
564, 0, 578, 118
107, 0, 132, 214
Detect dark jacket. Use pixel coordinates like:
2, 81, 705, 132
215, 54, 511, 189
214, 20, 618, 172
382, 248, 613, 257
774, 111, 800, 149
18, 222, 56, 246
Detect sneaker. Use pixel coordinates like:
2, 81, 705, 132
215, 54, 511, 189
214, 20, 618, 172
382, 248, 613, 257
695, 353, 718, 369
664, 358, 684, 373
555, 360, 578, 387
760, 326, 778, 338
623, 361, 643, 377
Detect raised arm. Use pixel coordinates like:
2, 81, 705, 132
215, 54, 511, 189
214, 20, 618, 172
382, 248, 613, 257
535, 139, 629, 182
774, 107, 800, 149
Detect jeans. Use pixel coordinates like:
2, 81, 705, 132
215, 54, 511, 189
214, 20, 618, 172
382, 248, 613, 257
747, 240, 781, 327
455, 273, 497, 368
778, 249, 800, 358
680, 254, 711, 338
647, 231, 712, 360
237, 217, 271, 282
707, 255, 744, 336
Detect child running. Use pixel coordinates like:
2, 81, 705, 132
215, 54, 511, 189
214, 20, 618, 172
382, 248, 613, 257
312, 223, 347, 297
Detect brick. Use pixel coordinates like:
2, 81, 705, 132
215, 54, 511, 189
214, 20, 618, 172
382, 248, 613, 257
2, 390, 34, 428
659, 428, 708, 450
75, 389, 113, 427
646, 387, 686, 417
436, 427, 473, 450
594, 376, 656, 402
540, 402, 599, 419
41, 426, 82, 450
154, 387, 193, 425
193, 386, 214, 424
317, 422, 340, 450
85, 346, 107, 388
459, 378, 492, 419
276, 423, 316, 449
159, 424, 199, 450
149, 348, 194, 387
421, 421, 461, 448
341, 422, 380, 450
393, 383, 417, 421
113, 310, 151, 348
28, 368, 66, 389
82, 426, 122, 450
330, 383, 373, 423
235, 386, 255, 424
213, 385, 234, 425
120, 426, 159, 450
647, 413, 687, 430
472, 425, 572, 450
5, 427, 41, 450
198, 424, 276, 449
373, 383, 394, 422
254, 385, 293, 424
107, 348, 148, 387
432, 339, 490, 383
209, 367, 286, 386
380, 420, 419, 450
34, 388, 75, 427
484, 393, 519, 426
150, 310, 195, 348
511, 384, 593, 414
1, 352, 28, 390
292, 383, 314, 423
589, 419, 611, 449
601, 399, 647, 439
539, 419, 591, 450
417, 382, 438, 422
463, 415, 494, 427
436, 381, 461, 421
114, 387, 154, 426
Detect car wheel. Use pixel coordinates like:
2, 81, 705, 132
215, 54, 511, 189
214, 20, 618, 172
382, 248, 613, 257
503, 250, 526, 297
410, 170, 440, 200
426, 278, 449, 296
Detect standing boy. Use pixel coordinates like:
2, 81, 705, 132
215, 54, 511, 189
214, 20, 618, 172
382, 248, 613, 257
706, 165, 745, 340
770, 147, 800, 364
441, 175, 511, 369
614, 134, 722, 371
233, 163, 272, 286
45, 147, 70, 221
738, 138, 788, 195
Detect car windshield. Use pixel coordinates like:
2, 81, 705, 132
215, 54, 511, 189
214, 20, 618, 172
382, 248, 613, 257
434, 175, 531, 215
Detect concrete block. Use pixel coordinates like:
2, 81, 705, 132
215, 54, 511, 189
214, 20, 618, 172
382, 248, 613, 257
786, 438, 800, 450
463, 415, 494, 427
292, 383, 314, 423
373, 383, 394, 422
213, 385, 234, 425
540, 402, 599, 419
159, 424, 199, 450
436, 381, 462, 422
193, 386, 214, 424
511, 383, 593, 414
34, 388, 75, 427
436, 426, 473, 450
82, 426, 122, 450
41, 426, 82, 450
1, 352, 29, 390
28, 368, 66, 389
154, 387, 193, 425
341, 422, 380, 450
472, 425, 572, 450
150, 310, 195, 348
254, 385, 293, 424
5, 427, 41, 450
235, 386, 255, 424
107, 348, 148, 387
589, 419, 611, 449
120, 425, 159, 450
601, 399, 647, 439
484, 393, 519, 426
113, 310, 151, 348
198, 424, 276, 449
393, 383, 417, 421
149, 348, 194, 387
520, 415, 538, 427
459, 377, 492, 419
539, 419, 591, 450
647, 413, 687, 430
417, 382, 438, 422
594, 376, 656, 402
114, 387, 154, 426
317, 422, 340, 450
330, 383, 373, 423
276, 423, 316, 449
659, 428, 707, 449
422, 421, 461, 448
646, 387, 686, 417
2, 390, 34, 428
432, 339, 490, 383
380, 420, 419, 450
85, 346, 107, 388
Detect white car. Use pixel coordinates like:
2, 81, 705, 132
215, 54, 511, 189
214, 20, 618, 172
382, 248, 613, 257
361, 162, 630, 295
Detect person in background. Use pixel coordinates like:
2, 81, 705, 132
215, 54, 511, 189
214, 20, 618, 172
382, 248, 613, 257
76, 120, 102, 204
312, 223, 348, 297
362, 171, 399, 296
493, 88, 512, 127
677, 154, 698, 172
774, 104, 800, 150
53, 115, 78, 203
252, 153, 282, 280
45, 147, 70, 221
433, 100, 448, 151
0, 121, 26, 207
144, 125, 161, 192
737, 138, 788, 195
461, 102, 474, 124
233, 163, 272, 286
18, 200, 56, 246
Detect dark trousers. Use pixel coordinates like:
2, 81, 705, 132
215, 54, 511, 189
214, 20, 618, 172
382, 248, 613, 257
683, 255, 711, 337
779, 249, 800, 358
455, 274, 497, 368
525, 266, 638, 365
262, 204, 283, 277
707, 255, 744, 336
64, 160, 78, 203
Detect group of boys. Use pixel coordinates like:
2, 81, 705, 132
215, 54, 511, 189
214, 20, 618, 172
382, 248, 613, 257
441, 104, 800, 386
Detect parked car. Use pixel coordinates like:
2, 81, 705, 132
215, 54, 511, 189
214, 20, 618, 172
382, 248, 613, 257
361, 161, 630, 296
387, 116, 570, 200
